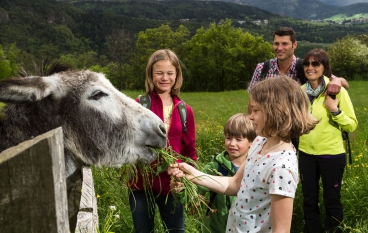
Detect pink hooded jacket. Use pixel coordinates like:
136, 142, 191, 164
127, 91, 197, 196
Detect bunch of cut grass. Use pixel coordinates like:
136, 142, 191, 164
119, 147, 216, 216
119, 160, 157, 215
151, 147, 215, 216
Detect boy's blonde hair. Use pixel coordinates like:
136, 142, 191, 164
145, 49, 183, 96
224, 113, 256, 142
250, 75, 318, 141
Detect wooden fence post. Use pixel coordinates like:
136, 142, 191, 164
0, 127, 69, 233
75, 166, 99, 233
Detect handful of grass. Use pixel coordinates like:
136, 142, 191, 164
121, 147, 215, 216
151, 147, 215, 216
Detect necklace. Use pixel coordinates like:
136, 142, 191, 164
254, 141, 284, 163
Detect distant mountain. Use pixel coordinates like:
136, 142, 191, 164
3, 0, 368, 70
206, 0, 368, 20
57, 0, 368, 20
321, 0, 368, 6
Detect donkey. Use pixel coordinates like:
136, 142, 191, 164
0, 69, 167, 231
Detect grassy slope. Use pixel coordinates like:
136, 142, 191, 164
326, 13, 368, 22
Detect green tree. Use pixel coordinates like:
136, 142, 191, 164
130, 24, 191, 90
328, 35, 368, 80
182, 19, 273, 91
106, 29, 134, 90
57, 51, 100, 69
0, 43, 19, 80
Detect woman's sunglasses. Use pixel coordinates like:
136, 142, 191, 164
303, 61, 321, 68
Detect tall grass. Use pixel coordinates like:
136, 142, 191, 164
93, 84, 368, 233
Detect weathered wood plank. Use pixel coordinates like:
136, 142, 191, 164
0, 127, 69, 233
75, 166, 99, 233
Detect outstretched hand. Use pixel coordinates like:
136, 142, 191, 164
168, 162, 200, 183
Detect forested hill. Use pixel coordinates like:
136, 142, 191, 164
66, 0, 368, 43
0, 0, 276, 58
207, 0, 339, 20
2, 0, 368, 73
58, 0, 368, 20
69, 0, 277, 21
203, 0, 368, 20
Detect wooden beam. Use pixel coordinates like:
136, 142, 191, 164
0, 127, 69, 233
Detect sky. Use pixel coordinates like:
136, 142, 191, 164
320, 0, 368, 6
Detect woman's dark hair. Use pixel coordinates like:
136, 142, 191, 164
303, 49, 332, 78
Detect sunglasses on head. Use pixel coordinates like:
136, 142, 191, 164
303, 61, 321, 68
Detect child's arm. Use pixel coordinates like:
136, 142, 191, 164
168, 161, 245, 196
270, 194, 294, 233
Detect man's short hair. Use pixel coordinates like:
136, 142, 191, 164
273, 27, 296, 43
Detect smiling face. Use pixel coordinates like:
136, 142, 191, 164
273, 35, 297, 62
249, 96, 265, 137
152, 60, 177, 95
303, 56, 325, 88
224, 136, 252, 161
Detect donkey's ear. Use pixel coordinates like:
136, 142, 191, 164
0, 75, 62, 104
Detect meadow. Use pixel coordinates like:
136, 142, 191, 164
325, 13, 368, 23
94, 82, 368, 233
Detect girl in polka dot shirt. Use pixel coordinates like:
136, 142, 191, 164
168, 76, 318, 233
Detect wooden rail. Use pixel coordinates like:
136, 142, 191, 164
0, 127, 98, 233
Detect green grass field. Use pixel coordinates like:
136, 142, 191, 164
326, 13, 368, 23
92, 82, 367, 232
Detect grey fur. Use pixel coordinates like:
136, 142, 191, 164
0, 70, 167, 231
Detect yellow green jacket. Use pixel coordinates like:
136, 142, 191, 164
299, 76, 358, 155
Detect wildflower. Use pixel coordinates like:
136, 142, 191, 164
109, 205, 116, 211
97, 194, 101, 198
114, 214, 120, 219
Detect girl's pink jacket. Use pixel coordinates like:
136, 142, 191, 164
127, 91, 197, 196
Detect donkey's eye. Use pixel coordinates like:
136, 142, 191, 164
89, 91, 108, 100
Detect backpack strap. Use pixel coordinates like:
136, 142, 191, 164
343, 131, 352, 164
138, 94, 187, 133
260, 59, 270, 80
177, 101, 187, 133
138, 95, 151, 109
262, 58, 307, 84
296, 58, 307, 85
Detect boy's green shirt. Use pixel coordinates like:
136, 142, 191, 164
197, 150, 238, 233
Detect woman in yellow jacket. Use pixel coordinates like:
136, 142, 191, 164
299, 48, 358, 233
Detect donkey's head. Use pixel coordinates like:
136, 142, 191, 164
0, 70, 166, 175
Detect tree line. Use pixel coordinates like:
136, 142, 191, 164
1, 20, 368, 91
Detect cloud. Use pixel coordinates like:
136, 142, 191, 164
320, 0, 368, 6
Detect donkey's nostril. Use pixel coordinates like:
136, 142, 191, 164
159, 124, 167, 135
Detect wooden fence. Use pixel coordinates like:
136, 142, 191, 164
0, 127, 98, 233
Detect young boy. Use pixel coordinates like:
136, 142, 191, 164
198, 113, 256, 233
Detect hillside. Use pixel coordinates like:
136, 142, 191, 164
206, 0, 368, 20
58, 0, 368, 21
2, 0, 368, 72
67, 0, 368, 43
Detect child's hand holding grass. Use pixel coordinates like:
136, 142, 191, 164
167, 162, 216, 216
168, 162, 198, 180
